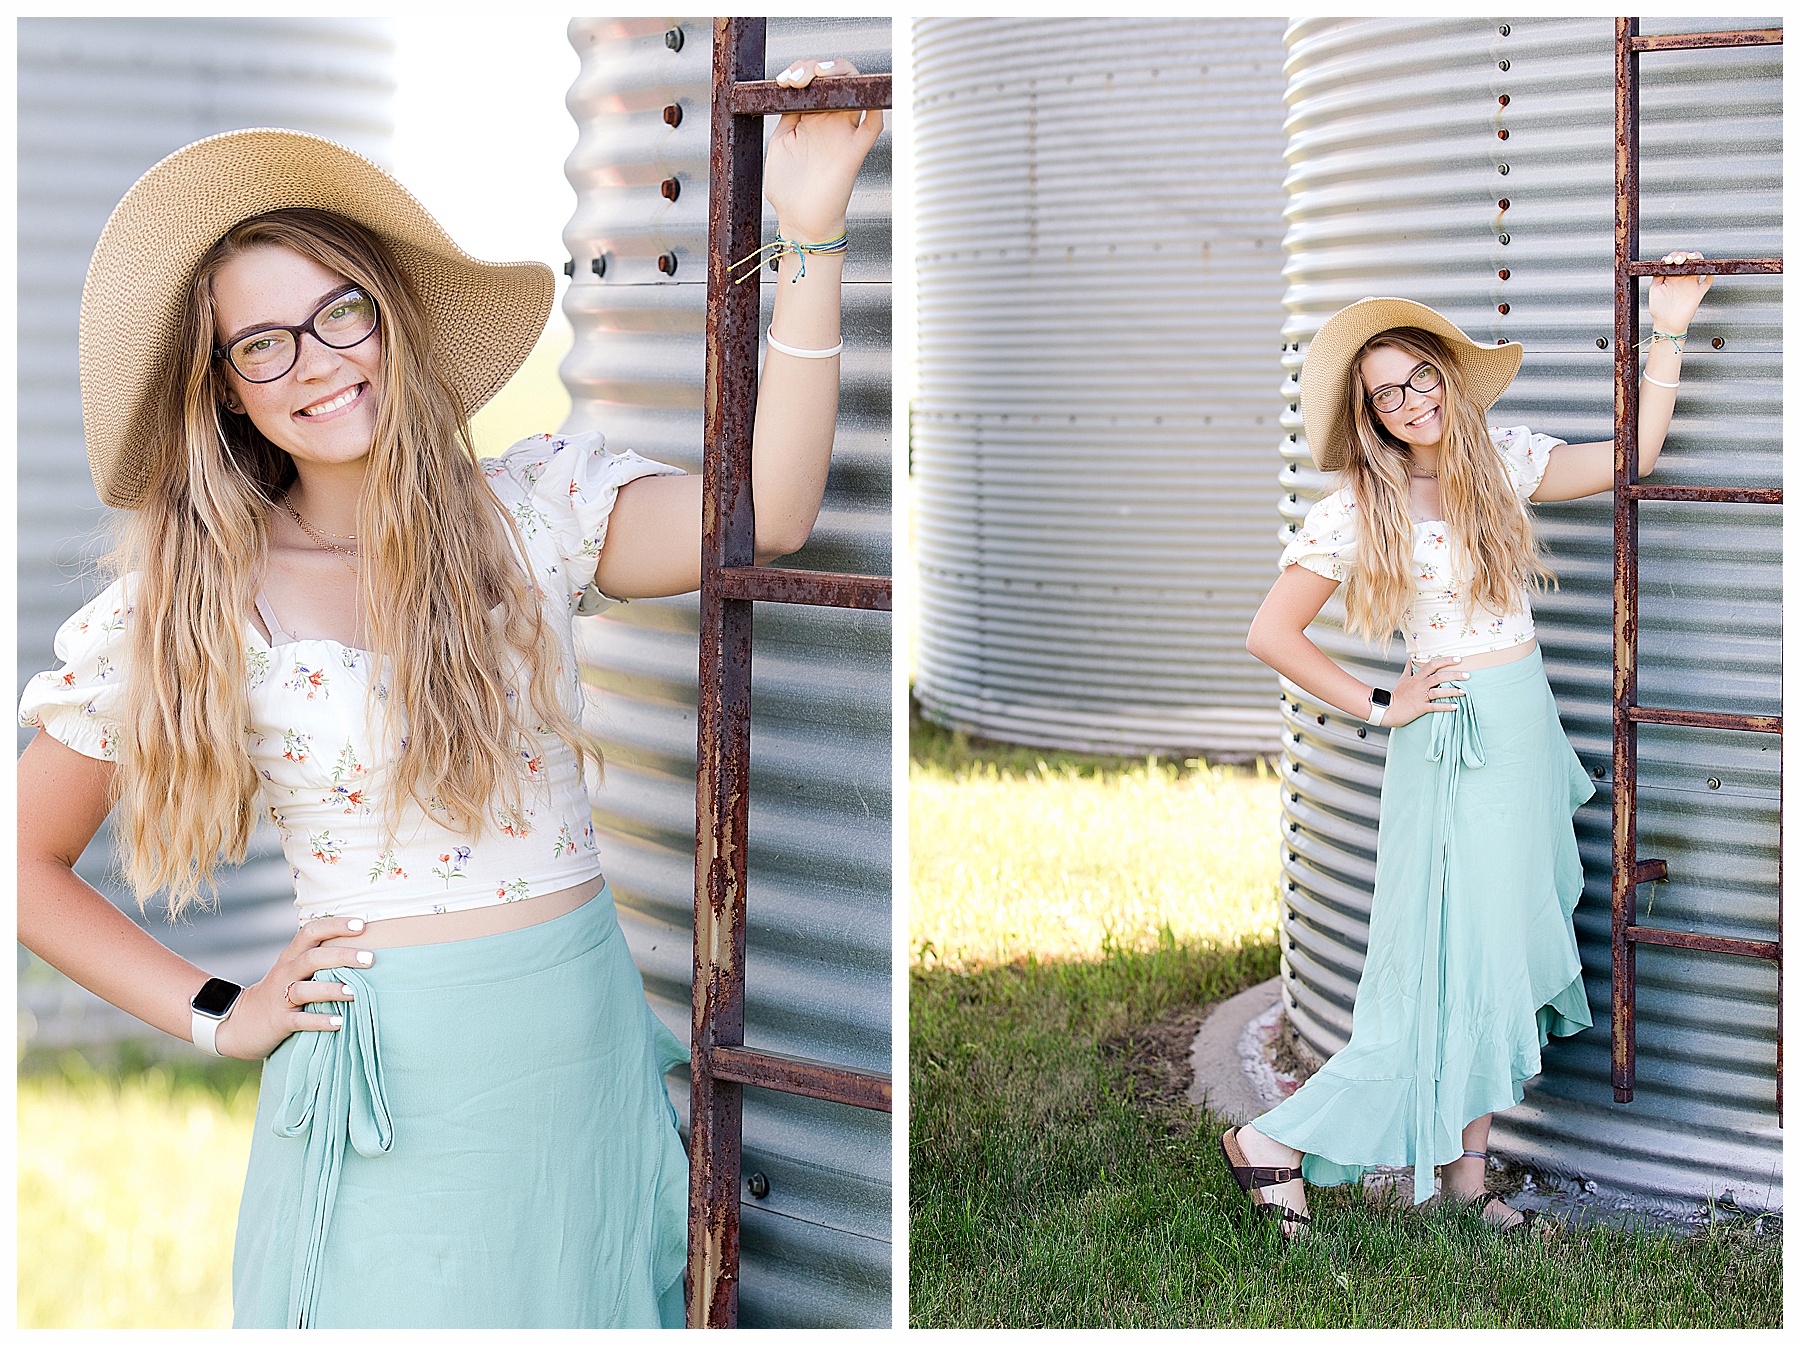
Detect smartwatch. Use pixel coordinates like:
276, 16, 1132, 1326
1365, 686, 1391, 727
191, 977, 244, 1056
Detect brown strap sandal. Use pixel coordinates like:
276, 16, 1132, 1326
1479, 1191, 1547, 1240
1219, 1126, 1312, 1235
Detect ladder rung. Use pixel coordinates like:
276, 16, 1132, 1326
1629, 29, 1783, 53
1625, 258, 1781, 277
1620, 483, 1782, 505
1625, 925, 1780, 961
728, 73, 892, 115
713, 565, 892, 610
1627, 706, 1782, 734
709, 1045, 893, 1112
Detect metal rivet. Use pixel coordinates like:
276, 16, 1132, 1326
661, 177, 681, 201
1597, 337, 1609, 349
1498, 303, 1510, 315
1290, 792, 1299, 803
664, 26, 684, 51
1499, 23, 1511, 36
1498, 233, 1511, 245
1497, 268, 1511, 280
1289, 822, 1299, 833
663, 103, 683, 128
657, 252, 678, 276
1357, 727, 1367, 739
1498, 59, 1511, 71
1592, 764, 1605, 778
591, 256, 606, 278
747, 1171, 770, 1199
1497, 93, 1511, 106
1712, 337, 1725, 349
1287, 881, 1297, 891
1707, 777, 1722, 791
1316, 714, 1325, 725
1497, 162, 1510, 175
1497, 198, 1510, 210
1497, 129, 1510, 141
562, 259, 573, 277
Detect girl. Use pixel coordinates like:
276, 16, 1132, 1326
18, 60, 881, 1328
1223, 255, 1713, 1239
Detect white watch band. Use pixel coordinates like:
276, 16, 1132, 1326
191, 1007, 226, 1056
1366, 696, 1387, 727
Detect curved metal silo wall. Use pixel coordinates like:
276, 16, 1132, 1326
912, 17, 1289, 759
1276, 17, 1781, 1217
561, 18, 892, 1326
17, 18, 396, 1049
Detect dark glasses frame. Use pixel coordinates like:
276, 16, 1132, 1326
1366, 360, 1442, 414
213, 285, 380, 384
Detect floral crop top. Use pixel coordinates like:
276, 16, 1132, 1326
19, 431, 684, 926
1279, 425, 1563, 663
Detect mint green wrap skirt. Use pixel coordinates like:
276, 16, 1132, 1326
231, 885, 690, 1328
1255, 649, 1595, 1202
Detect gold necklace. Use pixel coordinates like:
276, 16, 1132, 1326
278, 495, 360, 575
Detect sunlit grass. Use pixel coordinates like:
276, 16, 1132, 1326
907, 711, 1781, 1328
910, 715, 1283, 970
18, 1053, 259, 1329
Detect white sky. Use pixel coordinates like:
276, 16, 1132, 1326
391, 16, 578, 310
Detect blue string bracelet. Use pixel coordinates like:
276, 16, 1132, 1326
729, 230, 849, 284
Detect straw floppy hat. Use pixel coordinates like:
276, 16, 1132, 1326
1298, 297, 1523, 473
79, 127, 555, 510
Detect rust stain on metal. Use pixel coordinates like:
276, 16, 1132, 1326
729, 73, 893, 115
1629, 29, 1782, 53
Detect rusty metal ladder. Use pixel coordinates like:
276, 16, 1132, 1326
1610, 18, 1782, 1112
689, 16, 894, 1329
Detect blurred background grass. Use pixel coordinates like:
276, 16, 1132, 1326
18, 1051, 261, 1328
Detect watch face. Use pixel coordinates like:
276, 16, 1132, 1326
1372, 687, 1392, 708
193, 977, 243, 1018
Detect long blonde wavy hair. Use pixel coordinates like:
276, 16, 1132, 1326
1338, 327, 1555, 642
110, 208, 585, 915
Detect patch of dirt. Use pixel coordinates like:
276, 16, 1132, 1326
1273, 1012, 1322, 1082
1100, 1003, 1212, 1133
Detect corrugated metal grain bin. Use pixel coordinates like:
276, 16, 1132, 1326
17, 17, 397, 1047
561, 17, 893, 1325
1275, 16, 1781, 1217
912, 17, 1289, 759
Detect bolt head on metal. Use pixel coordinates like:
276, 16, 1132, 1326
1497, 162, 1510, 175
1497, 198, 1510, 210
1357, 727, 1367, 739
663, 103, 683, 128
661, 177, 681, 201
1498, 23, 1511, 36
657, 252, 678, 276
1498, 268, 1510, 280
1498, 94, 1510, 106
1707, 777, 1722, 790
1712, 337, 1725, 349
1497, 128, 1510, 141
1498, 233, 1511, 245
664, 26, 683, 51
1498, 303, 1510, 315
747, 1171, 770, 1199
1597, 337, 1609, 348
1498, 59, 1511, 71
562, 259, 573, 277
591, 255, 606, 278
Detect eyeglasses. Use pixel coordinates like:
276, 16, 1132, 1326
214, 286, 379, 384
1366, 361, 1442, 414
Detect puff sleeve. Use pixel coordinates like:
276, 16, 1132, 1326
18, 575, 133, 762
482, 430, 686, 600
1279, 489, 1357, 583
1492, 424, 1565, 501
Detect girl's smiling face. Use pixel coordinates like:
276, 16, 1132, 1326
1360, 344, 1445, 448
211, 244, 382, 468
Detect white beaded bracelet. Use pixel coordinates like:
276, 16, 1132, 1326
767, 331, 843, 359
1643, 372, 1680, 389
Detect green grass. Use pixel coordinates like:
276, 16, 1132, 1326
18, 1050, 261, 1328
907, 712, 1782, 1329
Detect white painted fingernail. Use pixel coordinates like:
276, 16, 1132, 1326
348, 918, 364, 932
357, 951, 373, 966
782, 66, 800, 78
343, 988, 356, 999
818, 60, 836, 70
328, 1015, 344, 1027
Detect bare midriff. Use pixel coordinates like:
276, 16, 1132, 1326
318, 874, 606, 950
1411, 636, 1537, 673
